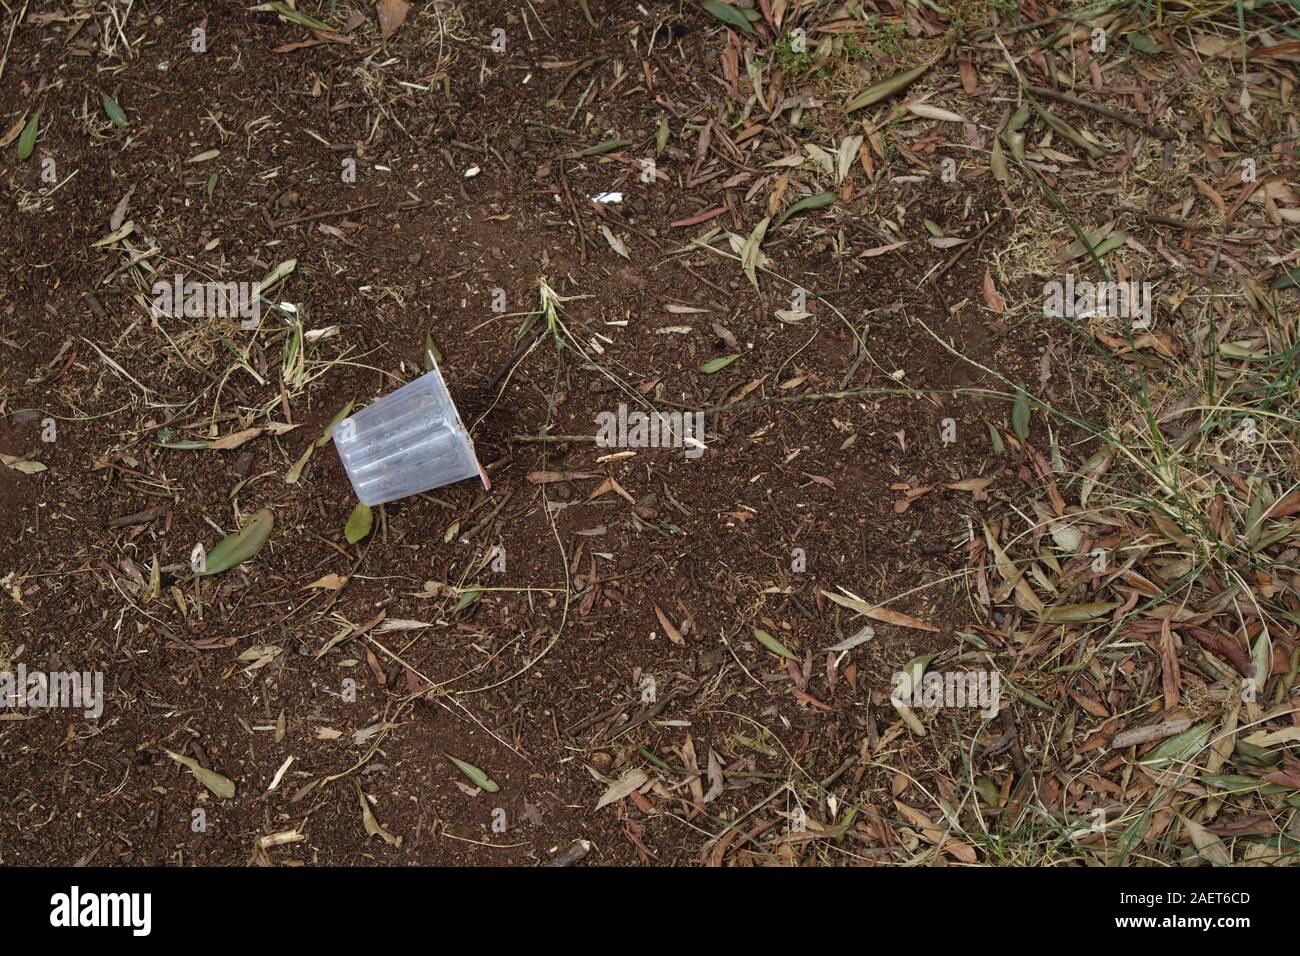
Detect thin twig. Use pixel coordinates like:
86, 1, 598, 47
269, 202, 382, 229
1028, 85, 1175, 141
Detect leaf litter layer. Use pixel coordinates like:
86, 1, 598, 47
0, 0, 1298, 866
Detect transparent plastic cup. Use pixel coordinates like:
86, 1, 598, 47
333, 361, 489, 506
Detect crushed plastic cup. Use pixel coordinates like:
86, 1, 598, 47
333, 360, 489, 506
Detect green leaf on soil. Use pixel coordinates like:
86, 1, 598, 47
1218, 342, 1265, 360
637, 745, 674, 772
1058, 221, 1116, 263
774, 192, 836, 229
1012, 387, 1030, 441
1006, 103, 1031, 134
344, 503, 373, 544
893, 652, 939, 702
701, 0, 755, 35
447, 755, 500, 792
198, 507, 274, 576
987, 422, 1005, 454
101, 92, 129, 128
92, 221, 135, 247
753, 627, 796, 659
1004, 129, 1026, 164
1142, 721, 1212, 769
316, 400, 355, 448
655, 115, 670, 155
1090, 232, 1128, 257
1235, 739, 1280, 768
1126, 32, 1161, 54
1199, 774, 1288, 795
455, 589, 481, 612
164, 749, 236, 799
578, 0, 596, 28
256, 257, 297, 295
16, 110, 39, 161
736, 733, 778, 757
1251, 631, 1271, 688
699, 353, 740, 374
1270, 267, 1300, 291
845, 58, 936, 113
424, 332, 442, 368
1030, 100, 1104, 158
249, 2, 335, 32
565, 137, 631, 159
1038, 601, 1119, 623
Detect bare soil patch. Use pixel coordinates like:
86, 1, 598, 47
3, 1, 1298, 867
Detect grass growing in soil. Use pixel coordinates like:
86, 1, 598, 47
909, 291, 1300, 865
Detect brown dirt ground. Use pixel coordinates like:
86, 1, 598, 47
3, 0, 1293, 867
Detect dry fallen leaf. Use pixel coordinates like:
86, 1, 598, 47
164, 749, 236, 799
821, 589, 940, 632
600, 224, 630, 259
982, 269, 1006, 312
528, 470, 597, 483
0, 453, 47, 475
354, 779, 401, 846
0, 114, 27, 148
304, 573, 348, 591
946, 477, 994, 492
210, 423, 297, 450
907, 102, 966, 123
1179, 815, 1231, 865
655, 605, 686, 645
596, 768, 648, 810
375, 0, 411, 40
826, 625, 875, 651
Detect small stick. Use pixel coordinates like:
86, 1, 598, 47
553, 56, 607, 101
1115, 200, 1198, 231
543, 839, 593, 867
558, 167, 589, 264
270, 202, 381, 229
970, 1, 1113, 42
510, 433, 597, 443
1028, 85, 1175, 141
108, 502, 172, 528
485, 326, 547, 394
